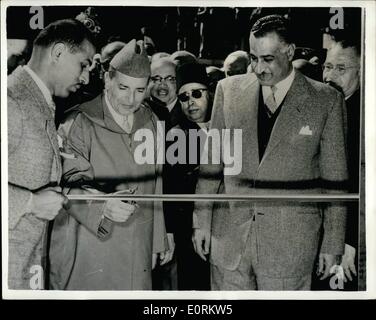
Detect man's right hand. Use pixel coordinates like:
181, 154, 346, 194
192, 228, 211, 261
30, 186, 68, 220
103, 199, 136, 223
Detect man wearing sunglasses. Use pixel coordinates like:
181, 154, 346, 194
193, 15, 348, 290
164, 62, 211, 290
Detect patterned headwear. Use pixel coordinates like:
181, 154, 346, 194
75, 7, 101, 35
110, 39, 150, 78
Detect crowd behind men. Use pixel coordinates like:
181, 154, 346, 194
7, 11, 362, 291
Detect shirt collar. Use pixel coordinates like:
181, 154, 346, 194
197, 121, 210, 130
262, 68, 296, 107
105, 91, 134, 132
166, 97, 178, 113
24, 65, 54, 110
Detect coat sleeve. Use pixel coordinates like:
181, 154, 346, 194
319, 90, 348, 255
192, 81, 225, 231
8, 95, 33, 229
59, 113, 108, 237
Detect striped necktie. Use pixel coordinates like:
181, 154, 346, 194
122, 115, 132, 134
265, 85, 278, 115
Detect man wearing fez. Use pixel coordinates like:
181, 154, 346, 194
193, 15, 348, 290
7, 19, 95, 289
49, 40, 168, 290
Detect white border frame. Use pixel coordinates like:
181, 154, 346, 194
1, 0, 375, 300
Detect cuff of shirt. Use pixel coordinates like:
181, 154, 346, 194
97, 215, 113, 239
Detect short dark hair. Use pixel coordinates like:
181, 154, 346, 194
33, 18, 96, 52
336, 38, 361, 57
251, 14, 294, 44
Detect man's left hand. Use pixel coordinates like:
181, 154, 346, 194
159, 233, 175, 266
318, 253, 341, 280
340, 244, 357, 282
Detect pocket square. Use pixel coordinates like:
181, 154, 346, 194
299, 125, 313, 135
60, 151, 76, 159
57, 134, 64, 149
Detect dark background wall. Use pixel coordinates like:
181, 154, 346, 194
6, 6, 361, 59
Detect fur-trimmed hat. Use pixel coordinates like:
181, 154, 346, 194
176, 62, 209, 92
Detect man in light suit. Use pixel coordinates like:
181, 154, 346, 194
192, 15, 348, 290
7, 19, 96, 289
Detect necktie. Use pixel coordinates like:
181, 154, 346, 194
265, 85, 278, 115
122, 115, 132, 134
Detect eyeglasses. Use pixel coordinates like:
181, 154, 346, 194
150, 75, 176, 84
178, 88, 208, 102
322, 63, 358, 75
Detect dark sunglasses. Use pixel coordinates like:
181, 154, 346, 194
178, 88, 208, 102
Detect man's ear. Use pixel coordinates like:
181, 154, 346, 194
287, 43, 296, 61
50, 42, 66, 63
104, 71, 110, 89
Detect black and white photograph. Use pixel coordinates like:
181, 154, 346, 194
1, 0, 375, 301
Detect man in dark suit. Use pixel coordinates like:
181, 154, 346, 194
146, 56, 184, 289
7, 19, 96, 289
147, 57, 184, 132
322, 39, 361, 290
193, 15, 348, 290
163, 62, 212, 290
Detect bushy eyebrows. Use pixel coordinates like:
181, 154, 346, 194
119, 83, 147, 90
151, 74, 175, 77
250, 53, 275, 59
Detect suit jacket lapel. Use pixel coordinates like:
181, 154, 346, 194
235, 75, 260, 171
46, 119, 62, 182
15, 68, 62, 181
261, 71, 309, 161
15, 67, 53, 118
170, 100, 183, 127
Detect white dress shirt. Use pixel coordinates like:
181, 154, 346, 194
166, 97, 178, 113
105, 91, 134, 133
262, 68, 296, 108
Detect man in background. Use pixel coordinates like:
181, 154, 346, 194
223, 50, 249, 77
145, 56, 182, 290
322, 39, 361, 289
